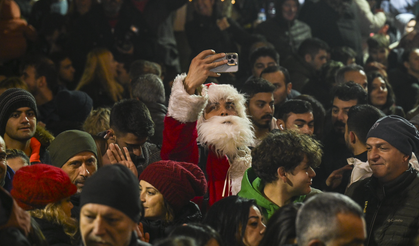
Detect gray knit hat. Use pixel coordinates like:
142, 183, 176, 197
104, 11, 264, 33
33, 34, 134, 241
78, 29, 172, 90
48, 130, 97, 167
0, 88, 38, 137
367, 115, 419, 156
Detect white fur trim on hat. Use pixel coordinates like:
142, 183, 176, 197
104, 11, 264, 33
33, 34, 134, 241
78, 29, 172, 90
197, 83, 247, 126
167, 74, 208, 123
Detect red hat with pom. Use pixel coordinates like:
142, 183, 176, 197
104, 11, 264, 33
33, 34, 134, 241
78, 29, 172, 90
11, 164, 77, 211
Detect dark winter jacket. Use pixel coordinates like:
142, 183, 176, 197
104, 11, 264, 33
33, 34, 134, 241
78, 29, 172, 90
141, 202, 202, 243
255, 16, 311, 61
67, 3, 159, 77
388, 68, 419, 113
34, 218, 75, 246
0, 187, 32, 246
79, 233, 151, 246
282, 54, 318, 92
299, 0, 363, 64
31, 125, 54, 165
346, 167, 419, 246
185, 13, 258, 60
144, 102, 167, 147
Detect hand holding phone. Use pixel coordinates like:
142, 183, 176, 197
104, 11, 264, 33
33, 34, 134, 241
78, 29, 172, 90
209, 53, 239, 73
184, 50, 227, 94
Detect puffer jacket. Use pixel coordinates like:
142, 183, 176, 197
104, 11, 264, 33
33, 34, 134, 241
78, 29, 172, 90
346, 167, 419, 246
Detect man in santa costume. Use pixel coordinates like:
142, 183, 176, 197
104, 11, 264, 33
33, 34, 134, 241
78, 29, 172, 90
161, 50, 254, 206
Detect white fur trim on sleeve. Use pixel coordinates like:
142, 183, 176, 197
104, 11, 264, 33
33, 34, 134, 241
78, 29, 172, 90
167, 73, 208, 123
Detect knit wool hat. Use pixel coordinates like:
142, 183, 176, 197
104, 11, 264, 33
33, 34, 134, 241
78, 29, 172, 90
48, 130, 97, 168
139, 160, 207, 213
11, 164, 77, 211
55, 90, 93, 122
0, 88, 38, 137
367, 115, 419, 156
80, 164, 141, 223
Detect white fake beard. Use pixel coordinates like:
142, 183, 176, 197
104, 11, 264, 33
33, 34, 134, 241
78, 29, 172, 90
197, 115, 255, 158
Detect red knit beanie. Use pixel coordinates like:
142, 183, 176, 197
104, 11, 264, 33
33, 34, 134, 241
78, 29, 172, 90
139, 160, 207, 213
11, 164, 77, 211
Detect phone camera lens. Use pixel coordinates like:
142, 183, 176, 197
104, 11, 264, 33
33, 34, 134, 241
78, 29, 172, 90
227, 55, 232, 59
229, 59, 234, 64
232, 55, 237, 59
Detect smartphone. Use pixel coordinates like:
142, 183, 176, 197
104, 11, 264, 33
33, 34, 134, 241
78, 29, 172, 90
209, 53, 239, 73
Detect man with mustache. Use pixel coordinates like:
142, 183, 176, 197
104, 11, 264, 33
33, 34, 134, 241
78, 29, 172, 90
161, 50, 254, 206
102, 99, 161, 176
276, 99, 315, 136
239, 78, 277, 147
48, 130, 98, 218
346, 116, 419, 246
326, 105, 384, 191
312, 82, 367, 192
79, 164, 150, 246
0, 88, 51, 165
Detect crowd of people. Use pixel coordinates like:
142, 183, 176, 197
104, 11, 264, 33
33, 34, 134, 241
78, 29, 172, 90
1, 0, 419, 245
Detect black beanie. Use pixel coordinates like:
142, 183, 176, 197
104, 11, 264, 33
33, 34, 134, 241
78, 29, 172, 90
367, 115, 419, 156
48, 130, 97, 167
0, 88, 38, 137
80, 164, 142, 222
55, 90, 93, 122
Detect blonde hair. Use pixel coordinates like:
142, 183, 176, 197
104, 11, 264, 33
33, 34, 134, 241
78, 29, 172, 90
76, 48, 124, 102
83, 107, 111, 135
0, 77, 29, 90
29, 201, 78, 239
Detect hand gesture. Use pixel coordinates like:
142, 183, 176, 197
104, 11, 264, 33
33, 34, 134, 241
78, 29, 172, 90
325, 165, 353, 189
183, 50, 228, 94
217, 17, 230, 31
107, 143, 138, 177
134, 222, 150, 243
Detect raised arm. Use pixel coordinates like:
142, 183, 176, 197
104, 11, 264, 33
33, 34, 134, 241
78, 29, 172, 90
161, 50, 227, 162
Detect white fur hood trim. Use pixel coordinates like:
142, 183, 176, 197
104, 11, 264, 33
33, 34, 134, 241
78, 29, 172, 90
167, 73, 208, 123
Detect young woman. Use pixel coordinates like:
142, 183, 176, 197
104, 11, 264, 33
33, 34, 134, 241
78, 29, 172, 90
11, 164, 78, 245
139, 160, 207, 243
367, 71, 405, 117
203, 196, 266, 246
76, 48, 125, 108
169, 223, 224, 246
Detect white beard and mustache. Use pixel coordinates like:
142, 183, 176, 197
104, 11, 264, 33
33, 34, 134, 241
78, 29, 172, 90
197, 115, 254, 157
197, 115, 254, 195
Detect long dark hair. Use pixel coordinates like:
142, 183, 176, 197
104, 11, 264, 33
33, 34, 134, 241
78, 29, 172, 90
259, 203, 302, 246
169, 223, 224, 246
367, 71, 395, 110
203, 196, 257, 246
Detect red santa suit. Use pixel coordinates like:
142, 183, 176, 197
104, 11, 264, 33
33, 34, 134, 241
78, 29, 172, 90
161, 74, 254, 206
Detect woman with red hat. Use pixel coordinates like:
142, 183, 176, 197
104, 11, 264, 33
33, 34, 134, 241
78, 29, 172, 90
139, 160, 207, 243
11, 164, 78, 245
